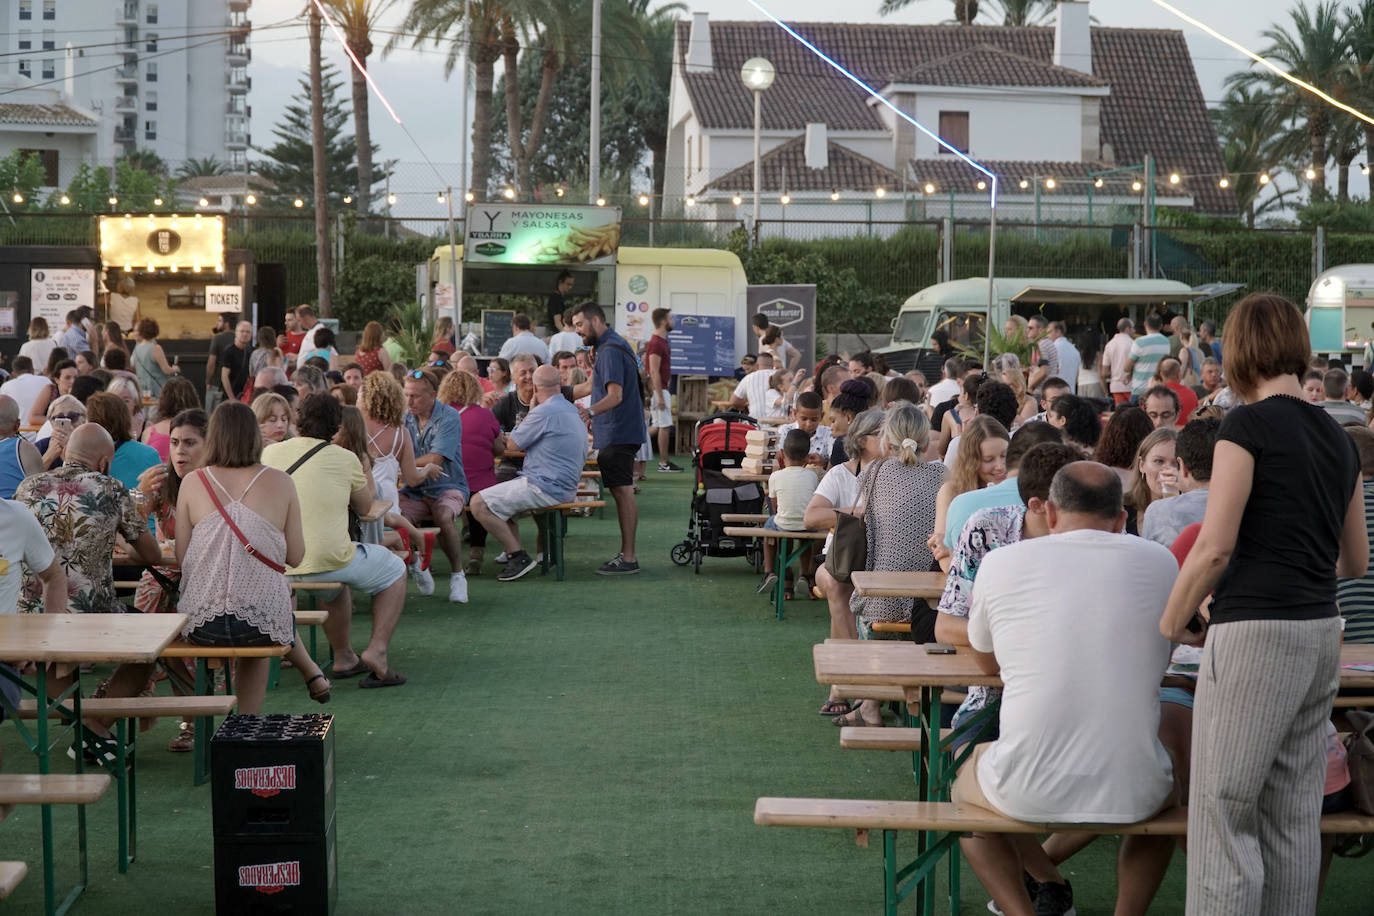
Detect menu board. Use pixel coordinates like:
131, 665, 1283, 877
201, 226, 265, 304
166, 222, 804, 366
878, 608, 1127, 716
30, 268, 95, 327
465, 204, 621, 266
481, 309, 515, 357
668, 315, 735, 377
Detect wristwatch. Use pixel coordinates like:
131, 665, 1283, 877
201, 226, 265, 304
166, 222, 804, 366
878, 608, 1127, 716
588, 407, 597, 418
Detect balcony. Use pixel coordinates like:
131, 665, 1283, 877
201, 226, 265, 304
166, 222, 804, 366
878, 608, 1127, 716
115, 65, 138, 82
120, 40, 138, 57
225, 131, 249, 149
114, 126, 134, 143
226, 72, 249, 93
227, 40, 249, 63
228, 0, 250, 9
113, 95, 136, 113
115, 3, 137, 25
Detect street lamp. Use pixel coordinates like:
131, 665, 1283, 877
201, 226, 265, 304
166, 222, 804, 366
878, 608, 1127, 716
740, 57, 775, 228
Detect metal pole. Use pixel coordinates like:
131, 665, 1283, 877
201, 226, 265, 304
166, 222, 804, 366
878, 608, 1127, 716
445, 187, 459, 330
984, 201, 997, 369
588, 0, 601, 203
752, 89, 762, 227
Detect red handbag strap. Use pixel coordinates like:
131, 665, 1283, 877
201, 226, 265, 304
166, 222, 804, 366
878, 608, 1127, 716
197, 469, 286, 574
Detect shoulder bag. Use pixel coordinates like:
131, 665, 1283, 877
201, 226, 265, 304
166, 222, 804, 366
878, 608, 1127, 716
1345, 709, 1374, 817
197, 469, 285, 574
285, 440, 363, 542
824, 459, 883, 584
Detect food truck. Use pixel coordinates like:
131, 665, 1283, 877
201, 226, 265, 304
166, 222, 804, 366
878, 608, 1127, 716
1306, 265, 1374, 364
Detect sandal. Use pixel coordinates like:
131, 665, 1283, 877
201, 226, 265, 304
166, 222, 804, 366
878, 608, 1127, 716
168, 721, 194, 753
305, 673, 331, 704
819, 699, 854, 717
832, 708, 883, 728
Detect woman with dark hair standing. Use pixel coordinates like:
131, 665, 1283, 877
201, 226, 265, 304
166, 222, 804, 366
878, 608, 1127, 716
175, 402, 331, 715
1094, 405, 1154, 490
1162, 293, 1366, 916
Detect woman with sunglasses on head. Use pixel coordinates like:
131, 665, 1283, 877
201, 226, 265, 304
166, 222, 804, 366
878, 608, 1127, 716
34, 395, 85, 470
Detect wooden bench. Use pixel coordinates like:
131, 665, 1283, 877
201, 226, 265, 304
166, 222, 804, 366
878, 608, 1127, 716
527, 500, 606, 581
754, 797, 1374, 915
839, 727, 953, 752
722, 526, 830, 620
720, 513, 769, 524
0, 861, 26, 900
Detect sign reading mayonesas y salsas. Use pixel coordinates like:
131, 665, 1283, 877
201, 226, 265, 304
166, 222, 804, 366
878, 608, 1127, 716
464, 204, 622, 266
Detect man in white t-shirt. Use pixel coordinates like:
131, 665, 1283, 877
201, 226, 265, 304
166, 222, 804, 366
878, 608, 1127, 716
954, 461, 1178, 916
0, 357, 52, 429
0, 499, 67, 758
728, 352, 775, 418
926, 357, 962, 407
1047, 322, 1081, 393
1101, 317, 1136, 405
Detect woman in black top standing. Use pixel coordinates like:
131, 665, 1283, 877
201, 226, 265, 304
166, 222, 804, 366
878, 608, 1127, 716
1162, 294, 1366, 916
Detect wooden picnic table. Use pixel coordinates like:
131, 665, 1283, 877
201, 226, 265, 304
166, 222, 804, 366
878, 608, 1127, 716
723, 467, 771, 484
0, 613, 187, 916
851, 571, 947, 599
111, 544, 177, 567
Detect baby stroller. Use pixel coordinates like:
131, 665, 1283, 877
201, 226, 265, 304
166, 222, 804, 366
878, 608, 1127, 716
670, 412, 766, 574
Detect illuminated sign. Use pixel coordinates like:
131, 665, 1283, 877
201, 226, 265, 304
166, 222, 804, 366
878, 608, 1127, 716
98, 214, 225, 273
464, 204, 621, 266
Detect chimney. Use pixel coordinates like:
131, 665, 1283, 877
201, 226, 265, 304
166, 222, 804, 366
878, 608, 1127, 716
686, 12, 713, 73
805, 123, 828, 170
1053, 1, 1092, 75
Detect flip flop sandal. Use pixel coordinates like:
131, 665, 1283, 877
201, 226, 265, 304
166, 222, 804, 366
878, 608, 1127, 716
819, 699, 854, 717
331, 659, 371, 679
359, 669, 407, 689
305, 673, 331, 704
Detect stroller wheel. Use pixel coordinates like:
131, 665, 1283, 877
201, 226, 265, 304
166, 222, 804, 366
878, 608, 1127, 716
693, 547, 703, 575
670, 543, 692, 566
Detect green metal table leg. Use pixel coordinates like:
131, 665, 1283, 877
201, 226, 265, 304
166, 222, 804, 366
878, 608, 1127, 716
192, 660, 210, 786
884, 829, 898, 916
773, 538, 787, 620
557, 512, 567, 581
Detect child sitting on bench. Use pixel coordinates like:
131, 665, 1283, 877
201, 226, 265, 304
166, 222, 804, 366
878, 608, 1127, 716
759, 429, 820, 600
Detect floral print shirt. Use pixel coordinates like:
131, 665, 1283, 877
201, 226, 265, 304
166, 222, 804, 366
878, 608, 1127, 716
937, 504, 1026, 722
14, 464, 145, 613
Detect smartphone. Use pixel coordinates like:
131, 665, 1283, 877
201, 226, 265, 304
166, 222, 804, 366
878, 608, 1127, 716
52, 417, 72, 434
924, 642, 956, 655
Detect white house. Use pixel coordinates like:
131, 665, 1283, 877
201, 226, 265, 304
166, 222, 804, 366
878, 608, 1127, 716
666, 2, 1233, 231
0, 79, 99, 187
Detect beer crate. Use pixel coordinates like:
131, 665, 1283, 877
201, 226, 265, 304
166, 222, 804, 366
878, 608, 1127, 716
211, 714, 335, 838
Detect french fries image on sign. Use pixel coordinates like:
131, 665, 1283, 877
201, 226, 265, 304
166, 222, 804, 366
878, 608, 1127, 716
522, 223, 621, 263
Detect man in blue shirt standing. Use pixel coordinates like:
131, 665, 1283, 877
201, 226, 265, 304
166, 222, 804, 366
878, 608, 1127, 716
399, 369, 471, 602
471, 365, 587, 581
572, 303, 646, 575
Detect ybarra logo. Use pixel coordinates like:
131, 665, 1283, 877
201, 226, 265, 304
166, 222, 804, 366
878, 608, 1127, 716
234, 764, 297, 798
238, 861, 301, 895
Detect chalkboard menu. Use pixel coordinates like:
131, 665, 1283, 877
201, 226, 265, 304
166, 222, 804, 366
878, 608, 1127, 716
481, 309, 515, 357
668, 315, 736, 376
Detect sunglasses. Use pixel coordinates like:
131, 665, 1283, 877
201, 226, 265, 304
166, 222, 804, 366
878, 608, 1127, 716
409, 370, 427, 380
53, 413, 84, 421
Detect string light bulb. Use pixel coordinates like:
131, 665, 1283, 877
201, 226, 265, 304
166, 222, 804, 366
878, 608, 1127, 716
874, 186, 886, 198
595, 197, 606, 207
464, 191, 475, 203
638, 193, 650, 207
830, 189, 840, 200
779, 193, 791, 205
1045, 177, 1056, 189
153, 197, 163, 206
1363, 164, 1371, 176
59, 194, 70, 205
1018, 179, 1029, 190
199, 197, 210, 207
436, 192, 446, 203
1259, 172, 1271, 185
293, 198, 304, 208
923, 183, 935, 195
1131, 179, 1143, 192
343, 195, 353, 204
555, 187, 565, 198
1218, 177, 1230, 189
976, 180, 987, 191
387, 193, 398, 205
1093, 177, 1104, 188
501, 188, 515, 200
246, 194, 257, 205
731, 194, 743, 206
1168, 172, 1181, 185
108, 196, 118, 206
10, 193, 21, 204
1305, 167, 1317, 180
686, 195, 697, 207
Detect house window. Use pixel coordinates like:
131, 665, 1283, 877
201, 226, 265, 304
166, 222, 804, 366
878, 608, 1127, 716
18, 30, 31, 51
146, 34, 157, 52
686, 137, 692, 177
146, 62, 157, 82
18, 0, 31, 20
937, 111, 969, 154
17, 60, 31, 77
697, 136, 703, 172
145, 90, 157, 111
41, 59, 54, 79
144, 119, 156, 140
42, 0, 55, 19
18, 149, 59, 185
146, 3, 157, 23
42, 30, 54, 50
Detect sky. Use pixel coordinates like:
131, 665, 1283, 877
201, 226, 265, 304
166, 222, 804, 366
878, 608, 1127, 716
247, 0, 1313, 216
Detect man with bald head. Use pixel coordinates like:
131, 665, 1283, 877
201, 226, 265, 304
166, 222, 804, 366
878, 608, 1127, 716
951, 461, 1180, 916
0, 394, 43, 498
455, 354, 493, 393
472, 364, 588, 581
218, 320, 256, 403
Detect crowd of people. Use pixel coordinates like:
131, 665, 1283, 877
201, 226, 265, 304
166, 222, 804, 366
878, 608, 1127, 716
3, 290, 1373, 913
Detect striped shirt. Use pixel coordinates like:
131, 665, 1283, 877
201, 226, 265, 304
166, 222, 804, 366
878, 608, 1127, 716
1337, 478, 1374, 644
1128, 332, 1170, 396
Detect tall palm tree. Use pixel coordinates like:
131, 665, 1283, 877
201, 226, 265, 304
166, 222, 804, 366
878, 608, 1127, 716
1329, 112, 1364, 201
1228, 0, 1348, 200
324, 0, 395, 213
627, 0, 686, 207
879, 0, 979, 24
986, 0, 1055, 25
176, 156, 226, 178
1344, 0, 1374, 199
391, 0, 514, 198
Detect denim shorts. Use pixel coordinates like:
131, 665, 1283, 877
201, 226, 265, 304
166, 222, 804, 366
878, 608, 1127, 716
0, 663, 21, 723
184, 615, 282, 648
1159, 685, 1195, 710
290, 542, 406, 598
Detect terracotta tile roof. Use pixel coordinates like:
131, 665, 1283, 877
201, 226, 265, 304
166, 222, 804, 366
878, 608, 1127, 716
908, 158, 1193, 199
676, 21, 1235, 215
896, 44, 1108, 88
178, 174, 274, 193
706, 136, 901, 193
0, 102, 97, 127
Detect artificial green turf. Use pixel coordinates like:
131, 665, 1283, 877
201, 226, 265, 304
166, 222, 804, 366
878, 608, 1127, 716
2, 473, 1372, 913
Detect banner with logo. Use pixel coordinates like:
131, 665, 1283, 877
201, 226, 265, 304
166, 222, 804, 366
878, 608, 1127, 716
30, 267, 95, 328
464, 204, 621, 265
747, 284, 817, 372
97, 214, 225, 272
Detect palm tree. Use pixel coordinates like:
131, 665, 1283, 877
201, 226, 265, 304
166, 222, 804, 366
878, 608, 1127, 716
1212, 86, 1299, 226
176, 156, 226, 178
986, 0, 1055, 25
1329, 112, 1364, 201
121, 149, 168, 176
1228, 1, 1348, 201
1344, 0, 1374, 199
391, 0, 514, 198
879, 0, 978, 24
627, 0, 687, 208
324, 0, 395, 213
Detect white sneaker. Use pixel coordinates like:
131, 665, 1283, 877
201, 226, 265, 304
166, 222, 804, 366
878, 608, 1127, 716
536, 552, 544, 565
411, 558, 434, 596
449, 571, 469, 604
494, 551, 509, 564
